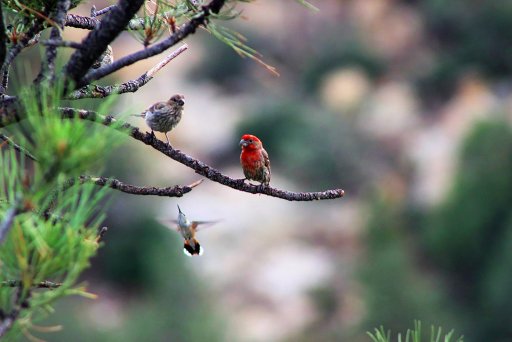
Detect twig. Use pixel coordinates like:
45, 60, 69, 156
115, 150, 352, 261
1, 19, 45, 92
79, 0, 227, 86
35, 0, 72, 83
96, 226, 108, 241
0, 280, 62, 289
0, 3, 7, 69
92, 5, 117, 18
64, 0, 145, 88
68, 43, 188, 99
0, 199, 20, 244
74, 175, 203, 197
0, 133, 38, 161
66, 9, 176, 31
0, 287, 31, 338
59, 108, 345, 201
41, 40, 82, 49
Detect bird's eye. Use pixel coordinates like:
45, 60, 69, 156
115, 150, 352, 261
248, 139, 253, 143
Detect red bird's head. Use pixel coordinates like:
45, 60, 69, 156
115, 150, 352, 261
240, 134, 263, 150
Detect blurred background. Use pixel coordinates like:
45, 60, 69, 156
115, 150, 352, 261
26, 0, 512, 340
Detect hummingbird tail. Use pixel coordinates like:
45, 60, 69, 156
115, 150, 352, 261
183, 238, 203, 256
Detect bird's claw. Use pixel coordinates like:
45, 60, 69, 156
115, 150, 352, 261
236, 178, 246, 186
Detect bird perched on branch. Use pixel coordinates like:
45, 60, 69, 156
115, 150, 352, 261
134, 94, 185, 145
240, 134, 271, 186
159, 205, 218, 256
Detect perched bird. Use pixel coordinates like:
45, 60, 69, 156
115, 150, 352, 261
239, 134, 271, 186
135, 94, 185, 145
91, 45, 114, 69
160, 205, 218, 256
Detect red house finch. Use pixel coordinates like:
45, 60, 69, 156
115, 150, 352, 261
135, 94, 185, 145
239, 134, 271, 186
159, 205, 218, 256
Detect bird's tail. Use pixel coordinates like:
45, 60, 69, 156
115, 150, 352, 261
183, 238, 203, 256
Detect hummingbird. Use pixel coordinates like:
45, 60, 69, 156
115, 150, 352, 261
160, 205, 218, 256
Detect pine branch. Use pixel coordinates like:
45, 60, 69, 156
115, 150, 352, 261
64, 0, 145, 88
1, 19, 45, 92
0, 199, 21, 245
0, 280, 62, 289
35, 0, 72, 83
59, 108, 345, 201
0, 3, 6, 69
41, 40, 82, 49
91, 5, 117, 18
0, 133, 38, 161
79, 0, 227, 87
68, 44, 188, 99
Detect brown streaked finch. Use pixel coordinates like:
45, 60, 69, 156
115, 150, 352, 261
135, 94, 185, 145
239, 134, 271, 186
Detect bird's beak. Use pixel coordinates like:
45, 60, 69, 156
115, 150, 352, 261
240, 139, 248, 148
177, 204, 182, 213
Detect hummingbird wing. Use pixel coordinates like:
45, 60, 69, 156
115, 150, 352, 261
156, 218, 180, 232
191, 220, 221, 232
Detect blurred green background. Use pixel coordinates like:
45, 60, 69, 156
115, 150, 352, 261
27, 0, 512, 341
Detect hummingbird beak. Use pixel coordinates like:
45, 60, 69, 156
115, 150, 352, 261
177, 204, 182, 214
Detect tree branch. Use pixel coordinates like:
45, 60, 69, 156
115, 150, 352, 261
0, 280, 62, 289
0, 3, 7, 70
35, 0, 72, 83
64, 0, 145, 88
79, 0, 227, 86
1, 19, 44, 92
0, 199, 20, 245
59, 108, 345, 201
72, 175, 203, 197
91, 5, 117, 18
41, 39, 82, 49
0, 133, 38, 161
68, 43, 188, 99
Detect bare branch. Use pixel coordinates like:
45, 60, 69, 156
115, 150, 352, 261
65, 9, 174, 31
41, 40, 82, 49
64, 13, 99, 30
68, 44, 188, 99
91, 5, 117, 18
0, 199, 20, 245
64, 0, 145, 87
1, 19, 45, 92
0, 280, 62, 289
0, 133, 38, 161
59, 108, 345, 201
0, 315, 16, 338
35, 0, 72, 83
0, 3, 7, 69
79, 0, 227, 86
72, 175, 203, 197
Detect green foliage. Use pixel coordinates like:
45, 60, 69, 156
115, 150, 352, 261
367, 321, 463, 342
0, 83, 124, 340
423, 120, 512, 340
301, 41, 385, 93
2, 0, 82, 23
359, 197, 457, 334
417, 0, 512, 101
